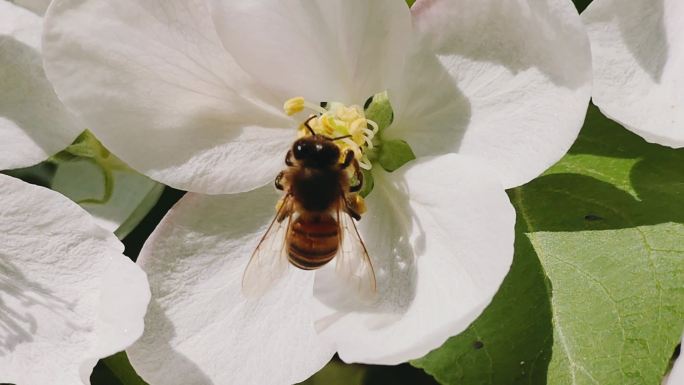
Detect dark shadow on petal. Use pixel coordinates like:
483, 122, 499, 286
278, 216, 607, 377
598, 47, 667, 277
0, 257, 85, 357
613, 0, 667, 82
313, 176, 423, 324
415, 0, 591, 89
128, 300, 213, 385
387, 48, 472, 159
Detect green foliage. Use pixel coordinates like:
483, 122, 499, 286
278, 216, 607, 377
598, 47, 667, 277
91, 352, 149, 385
298, 360, 439, 385
413, 105, 684, 385
359, 168, 375, 198
365, 91, 394, 134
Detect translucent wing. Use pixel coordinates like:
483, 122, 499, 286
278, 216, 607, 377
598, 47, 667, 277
242, 194, 294, 298
335, 203, 377, 301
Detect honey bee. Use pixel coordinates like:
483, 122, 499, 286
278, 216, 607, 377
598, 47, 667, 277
242, 116, 377, 298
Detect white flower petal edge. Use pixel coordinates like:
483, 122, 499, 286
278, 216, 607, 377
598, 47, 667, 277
127, 188, 335, 385
665, 335, 683, 384
51, 159, 164, 239
42, 0, 294, 194
0, 174, 150, 385
312, 154, 515, 364
0, 0, 80, 170
388, 0, 592, 189
583, 0, 684, 148
209, 0, 412, 105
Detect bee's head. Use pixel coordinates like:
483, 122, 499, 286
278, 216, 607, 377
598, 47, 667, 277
292, 136, 340, 167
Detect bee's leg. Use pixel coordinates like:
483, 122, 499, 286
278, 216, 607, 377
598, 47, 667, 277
275, 171, 286, 190
344, 200, 362, 220
285, 150, 295, 167
340, 150, 355, 170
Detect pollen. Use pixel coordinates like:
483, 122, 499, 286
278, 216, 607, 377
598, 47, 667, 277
283, 97, 305, 115
284, 98, 378, 170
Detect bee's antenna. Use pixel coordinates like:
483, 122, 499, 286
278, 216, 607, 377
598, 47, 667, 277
329, 135, 352, 141
303, 115, 317, 136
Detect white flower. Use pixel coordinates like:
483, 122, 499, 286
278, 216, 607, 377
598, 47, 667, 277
582, 0, 684, 148
0, 173, 150, 385
0, 0, 162, 237
42, 0, 592, 384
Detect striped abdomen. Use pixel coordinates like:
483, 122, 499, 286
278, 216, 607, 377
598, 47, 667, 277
287, 215, 339, 270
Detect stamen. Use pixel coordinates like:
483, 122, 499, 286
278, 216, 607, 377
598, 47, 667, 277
283, 96, 327, 116
285, 97, 380, 170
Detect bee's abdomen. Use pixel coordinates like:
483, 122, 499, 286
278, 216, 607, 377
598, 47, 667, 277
287, 217, 339, 270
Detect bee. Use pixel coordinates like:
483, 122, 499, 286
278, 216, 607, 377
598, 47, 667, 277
242, 116, 377, 298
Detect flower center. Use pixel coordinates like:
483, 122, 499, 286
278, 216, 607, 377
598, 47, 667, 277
284, 97, 379, 170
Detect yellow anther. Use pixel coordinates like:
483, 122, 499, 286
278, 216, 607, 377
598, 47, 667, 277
286, 97, 379, 169
284, 97, 306, 116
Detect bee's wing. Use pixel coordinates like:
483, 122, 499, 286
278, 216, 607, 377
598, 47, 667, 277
242, 195, 294, 298
335, 203, 377, 301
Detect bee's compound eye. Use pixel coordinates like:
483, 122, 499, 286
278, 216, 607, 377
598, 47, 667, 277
319, 142, 340, 165
293, 139, 311, 160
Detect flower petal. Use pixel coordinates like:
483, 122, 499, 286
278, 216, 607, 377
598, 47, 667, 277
209, 0, 412, 105
127, 188, 335, 385
43, 0, 295, 194
0, 174, 149, 385
583, 0, 684, 148
313, 154, 515, 364
50, 160, 164, 239
0, 1, 80, 170
388, 0, 592, 188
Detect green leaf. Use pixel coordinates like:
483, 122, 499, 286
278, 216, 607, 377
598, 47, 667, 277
101, 352, 149, 385
364, 92, 394, 133
406, 0, 417, 7
377, 139, 416, 172
297, 359, 438, 385
413, 105, 684, 385
359, 168, 375, 198
298, 360, 366, 385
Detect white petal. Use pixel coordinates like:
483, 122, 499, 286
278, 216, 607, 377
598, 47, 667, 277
0, 1, 80, 170
127, 188, 335, 385
388, 0, 592, 188
43, 0, 295, 194
0, 174, 149, 385
312, 154, 515, 364
50, 160, 164, 239
209, 0, 412, 105
583, 0, 684, 148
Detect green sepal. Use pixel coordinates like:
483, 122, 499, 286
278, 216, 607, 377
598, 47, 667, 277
358, 168, 375, 198
48, 130, 132, 205
406, 0, 417, 7
378, 139, 416, 172
364, 92, 394, 134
